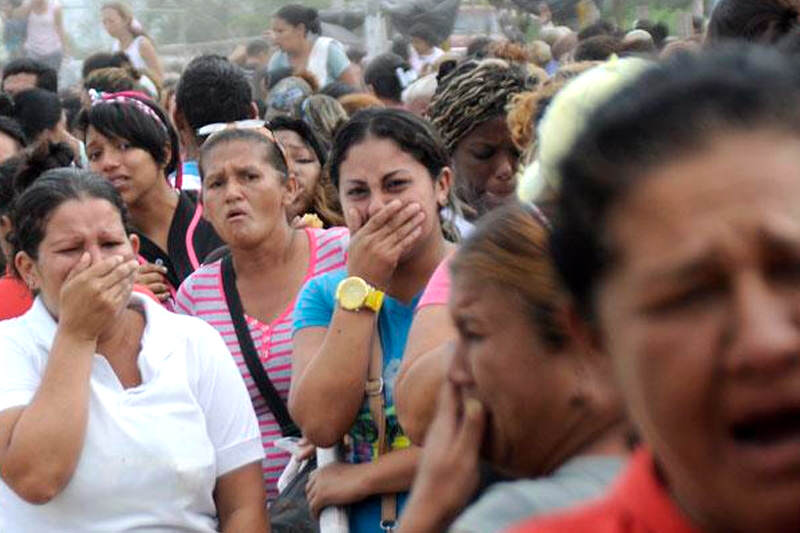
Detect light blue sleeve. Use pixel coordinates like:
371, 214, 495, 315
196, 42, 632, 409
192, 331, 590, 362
268, 50, 290, 74
327, 39, 351, 81
292, 271, 343, 334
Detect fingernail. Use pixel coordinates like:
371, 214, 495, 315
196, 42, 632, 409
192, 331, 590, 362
465, 398, 482, 417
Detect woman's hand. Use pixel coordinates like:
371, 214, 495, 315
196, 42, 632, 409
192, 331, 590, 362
399, 380, 486, 532
305, 462, 368, 519
136, 262, 170, 302
58, 253, 138, 341
346, 199, 426, 288
295, 437, 316, 462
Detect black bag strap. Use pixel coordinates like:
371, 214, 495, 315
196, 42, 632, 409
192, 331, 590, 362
221, 254, 301, 438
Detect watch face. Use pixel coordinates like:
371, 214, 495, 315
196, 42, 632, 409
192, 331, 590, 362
340, 278, 368, 309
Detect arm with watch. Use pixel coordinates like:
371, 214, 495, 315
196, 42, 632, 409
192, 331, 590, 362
289, 199, 425, 447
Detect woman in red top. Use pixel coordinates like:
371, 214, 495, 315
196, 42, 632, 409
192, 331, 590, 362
514, 46, 800, 532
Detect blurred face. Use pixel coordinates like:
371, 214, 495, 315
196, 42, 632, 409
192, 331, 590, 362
411, 36, 432, 55
86, 126, 165, 209
275, 129, 321, 218
271, 17, 306, 54
101, 7, 127, 38
452, 115, 519, 218
201, 139, 297, 249
16, 197, 138, 318
338, 136, 450, 261
0, 131, 22, 163
449, 276, 585, 477
3, 72, 37, 96
596, 131, 800, 532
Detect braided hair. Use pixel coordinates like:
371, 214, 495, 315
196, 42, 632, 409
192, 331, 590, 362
428, 59, 533, 155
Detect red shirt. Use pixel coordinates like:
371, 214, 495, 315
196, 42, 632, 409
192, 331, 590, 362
0, 274, 33, 320
509, 449, 701, 533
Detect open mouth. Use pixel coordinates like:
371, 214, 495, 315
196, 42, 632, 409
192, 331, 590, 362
226, 208, 248, 221
108, 175, 129, 189
731, 407, 800, 447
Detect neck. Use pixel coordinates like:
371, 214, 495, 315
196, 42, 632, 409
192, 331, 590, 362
288, 37, 312, 59
386, 230, 451, 304
96, 306, 142, 357
231, 221, 299, 280
118, 29, 135, 47
128, 178, 178, 242
533, 411, 630, 478
182, 134, 200, 162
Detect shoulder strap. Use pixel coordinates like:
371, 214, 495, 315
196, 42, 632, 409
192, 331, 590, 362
366, 324, 398, 531
221, 254, 300, 438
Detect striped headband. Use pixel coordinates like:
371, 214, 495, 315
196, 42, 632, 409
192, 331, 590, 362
88, 90, 168, 133
88, 89, 182, 189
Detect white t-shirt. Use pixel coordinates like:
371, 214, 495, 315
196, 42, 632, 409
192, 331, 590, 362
0, 294, 264, 532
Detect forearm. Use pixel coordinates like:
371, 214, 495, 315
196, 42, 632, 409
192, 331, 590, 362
291, 309, 377, 446
359, 446, 421, 496
1, 329, 95, 502
220, 506, 269, 533
396, 344, 451, 445
398, 484, 457, 533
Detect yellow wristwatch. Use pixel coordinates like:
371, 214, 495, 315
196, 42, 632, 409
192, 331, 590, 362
335, 277, 384, 313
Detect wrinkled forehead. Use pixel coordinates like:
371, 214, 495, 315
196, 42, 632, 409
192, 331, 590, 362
603, 132, 800, 281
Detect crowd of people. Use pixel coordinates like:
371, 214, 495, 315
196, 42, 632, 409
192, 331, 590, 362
1, 0, 800, 531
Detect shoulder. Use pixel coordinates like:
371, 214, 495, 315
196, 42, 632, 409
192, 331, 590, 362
311, 226, 350, 253
269, 51, 288, 69
179, 260, 222, 293
506, 498, 621, 533
143, 294, 225, 350
304, 265, 347, 294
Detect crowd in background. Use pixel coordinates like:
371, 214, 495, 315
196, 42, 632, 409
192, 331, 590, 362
2, 0, 800, 532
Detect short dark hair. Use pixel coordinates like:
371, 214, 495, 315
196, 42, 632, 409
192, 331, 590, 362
0, 116, 27, 149
551, 45, 800, 318
364, 53, 410, 102
707, 0, 799, 44
466, 36, 493, 59
175, 55, 254, 143
13, 141, 76, 198
578, 20, 617, 41
12, 89, 62, 141
9, 169, 130, 275
79, 94, 179, 176
2, 58, 58, 93
391, 35, 411, 62
82, 52, 116, 79
409, 23, 439, 47
275, 4, 321, 35
246, 39, 270, 57
319, 81, 357, 99
0, 156, 22, 217
574, 35, 621, 61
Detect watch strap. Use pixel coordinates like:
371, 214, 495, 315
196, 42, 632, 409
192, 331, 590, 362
364, 288, 385, 313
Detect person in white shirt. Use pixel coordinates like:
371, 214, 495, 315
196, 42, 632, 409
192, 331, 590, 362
409, 24, 444, 76
101, 1, 164, 84
0, 168, 268, 532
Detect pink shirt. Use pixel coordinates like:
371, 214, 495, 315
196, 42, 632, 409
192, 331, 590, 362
417, 256, 452, 310
175, 227, 349, 499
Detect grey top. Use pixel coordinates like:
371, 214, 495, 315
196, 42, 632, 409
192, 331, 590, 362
449, 455, 625, 533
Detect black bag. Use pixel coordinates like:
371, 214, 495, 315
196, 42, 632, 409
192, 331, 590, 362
221, 255, 319, 533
